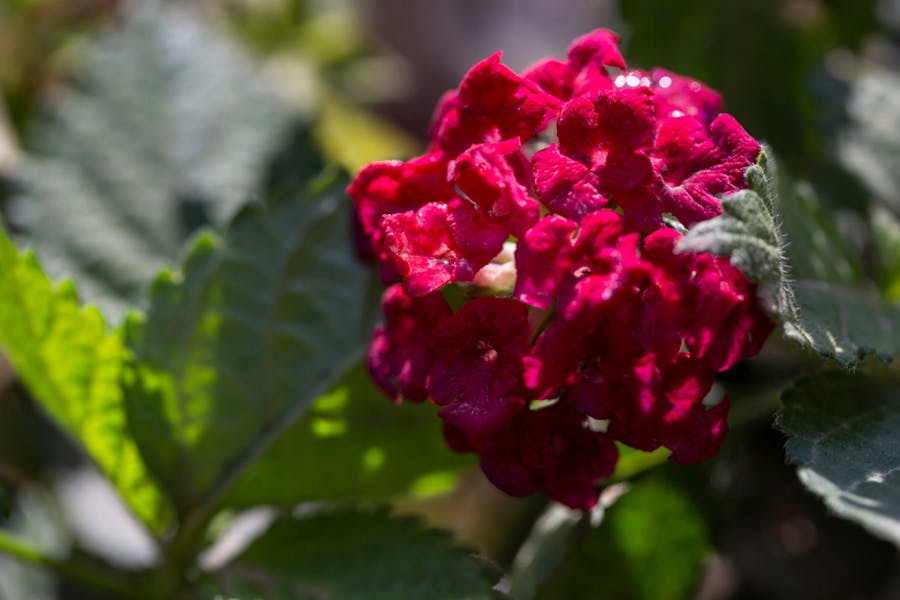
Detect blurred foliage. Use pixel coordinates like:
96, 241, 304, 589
0, 0, 120, 134
537, 475, 710, 600
621, 0, 876, 178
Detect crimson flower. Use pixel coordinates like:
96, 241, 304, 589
349, 28, 773, 510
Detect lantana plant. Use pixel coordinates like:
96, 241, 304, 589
349, 30, 774, 509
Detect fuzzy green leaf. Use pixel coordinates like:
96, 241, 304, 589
123, 175, 378, 519
677, 151, 795, 320
17, 2, 297, 320
678, 150, 900, 367
0, 224, 168, 530
778, 372, 900, 546
225, 363, 473, 508
209, 507, 497, 600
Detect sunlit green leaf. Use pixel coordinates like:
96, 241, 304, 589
226, 363, 473, 508
123, 175, 378, 519
0, 223, 168, 530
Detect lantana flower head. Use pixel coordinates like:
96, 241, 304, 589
348, 29, 774, 510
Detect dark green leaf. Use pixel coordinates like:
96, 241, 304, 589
226, 363, 473, 508
537, 475, 710, 600
17, 2, 297, 320
209, 507, 497, 600
778, 372, 900, 546
0, 223, 168, 530
784, 281, 900, 366
123, 175, 378, 519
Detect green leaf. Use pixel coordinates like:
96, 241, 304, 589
777, 372, 900, 547
226, 363, 473, 508
17, 2, 296, 320
123, 175, 377, 521
0, 223, 169, 531
209, 507, 497, 600
783, 281, 900, 367
537, 475, 710, 600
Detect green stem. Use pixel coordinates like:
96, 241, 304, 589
0, 528, 152, 600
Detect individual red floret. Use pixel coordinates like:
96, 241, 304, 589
382, 200, 508, 297
431, 52, 560, 157
448, 138, 540, 237
642, 227, 774, 371
523, 29, 625, 101
428, 297, 531, 440
347, 153, 456, 281
533, 87, 663, 230
513, 215, 577, 309
368, 285, 452, 403
474, 400, 619, 510
649, 113, 761, 227
613, 68, 722, 126
683, 253, 775, 371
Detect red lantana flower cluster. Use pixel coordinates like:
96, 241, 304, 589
348, 30, 774, 510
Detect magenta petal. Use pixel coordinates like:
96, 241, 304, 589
368, 285, 452, 403
652, 113, 761, 226
428, 297, 531, 439
514, 215, 577, 309
522, 57, 574, 101
663, 398, 730, 465
567, 29, 626, 72
532, 145, 606, 221
433, 52, 560, 156
478, 401, 619, 509
449, 138, 540, 237
649, 68, 722, 126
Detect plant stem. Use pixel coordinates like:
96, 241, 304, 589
0, 528, 152, 600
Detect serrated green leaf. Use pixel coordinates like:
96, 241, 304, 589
225, 363, 473, 508
0, 224, 169, 531
784, 281, 900, 367
123, 176, 377, 520
208, 507, 497, 600
17, 2, 297, 320
778, 372, 900, 546
537, 475, 710, 600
